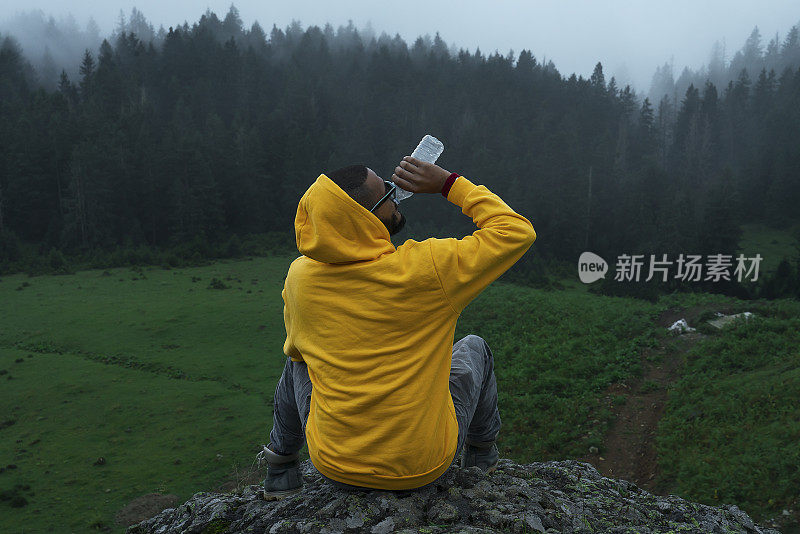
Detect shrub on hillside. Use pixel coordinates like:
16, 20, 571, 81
48, 248, 71, 274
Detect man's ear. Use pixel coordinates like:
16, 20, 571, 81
353, 184, 375, 209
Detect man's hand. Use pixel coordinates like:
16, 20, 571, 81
392, 156, 451, 194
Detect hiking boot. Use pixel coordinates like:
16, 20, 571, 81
461, 439, 499, 473
257, 444, 303, 500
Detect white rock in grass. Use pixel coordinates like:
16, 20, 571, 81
708, 312, 754, 329
668, 318, 696, 333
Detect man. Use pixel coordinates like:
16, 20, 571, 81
260, 156, 536, 498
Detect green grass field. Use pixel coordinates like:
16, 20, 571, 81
1, 258, 294, 532
656, 297, 800, 517
1, 256, 797, 532
738, 222, 800, 275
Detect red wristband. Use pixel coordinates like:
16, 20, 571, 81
441, 172, 460, 197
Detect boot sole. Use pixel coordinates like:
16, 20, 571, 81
263, 486, 303, 501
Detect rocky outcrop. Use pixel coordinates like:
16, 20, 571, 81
128, 459, 779, 534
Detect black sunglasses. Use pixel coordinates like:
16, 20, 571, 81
369, 180, 399, 213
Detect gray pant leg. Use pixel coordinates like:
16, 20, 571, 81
269, 334, 501, 472
449, 334, 502, 459
267, 358, 377, 491
268, 357, 313, 456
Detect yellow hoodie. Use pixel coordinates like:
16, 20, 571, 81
282, 173, 536, 490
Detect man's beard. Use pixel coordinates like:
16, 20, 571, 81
386, 211, 406, 236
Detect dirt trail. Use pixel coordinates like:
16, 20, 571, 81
578, 306, 725, 493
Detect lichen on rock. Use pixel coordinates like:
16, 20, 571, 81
127, 459, 778, 534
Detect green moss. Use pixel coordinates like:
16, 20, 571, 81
202, 519, 231, 534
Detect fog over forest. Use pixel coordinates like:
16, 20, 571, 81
1, 6, 800, 106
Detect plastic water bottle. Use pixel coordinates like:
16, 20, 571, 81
395, 135, 445, 201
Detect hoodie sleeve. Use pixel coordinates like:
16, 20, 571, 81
428, 176, 536, 314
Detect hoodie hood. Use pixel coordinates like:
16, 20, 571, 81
294, 174, 396, 264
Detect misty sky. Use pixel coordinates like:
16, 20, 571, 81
1, 0, 799, 92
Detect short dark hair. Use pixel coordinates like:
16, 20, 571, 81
327, 165, 371, 205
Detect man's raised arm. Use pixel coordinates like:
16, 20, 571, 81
392, 156, 536, 314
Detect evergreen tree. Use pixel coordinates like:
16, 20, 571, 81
222, 4, 244, 43
590, 61, 606, 91
78, 49, 95, 102
128, 7, 155, 42
0, 36, 33, 102
782, 26, 800, 66
698, 167, 741, 255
